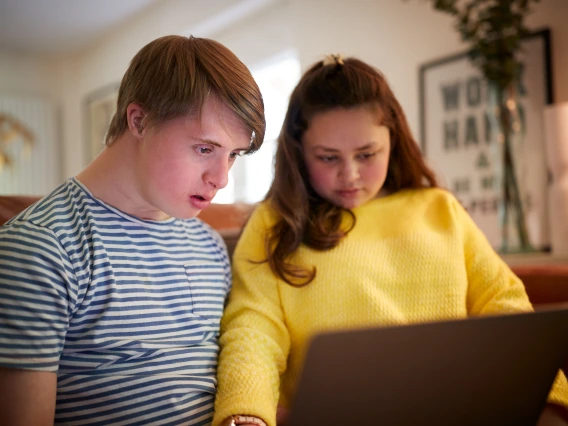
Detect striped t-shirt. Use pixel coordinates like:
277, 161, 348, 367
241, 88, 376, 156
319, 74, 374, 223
0, 178, 231, 425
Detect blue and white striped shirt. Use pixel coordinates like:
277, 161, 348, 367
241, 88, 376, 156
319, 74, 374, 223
0, 178, 231, 425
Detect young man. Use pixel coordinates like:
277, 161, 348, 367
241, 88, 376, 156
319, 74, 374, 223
0, 35, 265, 426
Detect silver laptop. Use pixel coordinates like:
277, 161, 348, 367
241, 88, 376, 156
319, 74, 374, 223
288, 307, 568, 426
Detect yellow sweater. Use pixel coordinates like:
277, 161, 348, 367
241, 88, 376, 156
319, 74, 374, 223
213, 188, 568, 426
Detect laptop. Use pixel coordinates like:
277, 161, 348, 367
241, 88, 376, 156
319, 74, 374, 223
287, 307, 568, 426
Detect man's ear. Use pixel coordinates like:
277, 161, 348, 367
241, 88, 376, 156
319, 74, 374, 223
126, 103, 147, 138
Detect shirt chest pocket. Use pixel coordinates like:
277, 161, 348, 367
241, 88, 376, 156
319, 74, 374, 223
184, 260, 228, 323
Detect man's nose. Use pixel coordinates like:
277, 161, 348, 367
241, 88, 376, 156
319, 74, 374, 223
205, 159, 230, 190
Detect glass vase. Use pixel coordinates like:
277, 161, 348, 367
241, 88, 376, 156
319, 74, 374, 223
488, 83, 533, 253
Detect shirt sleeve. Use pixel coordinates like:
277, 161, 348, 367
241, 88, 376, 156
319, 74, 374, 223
451, 196, 568, 408
213, 204, 290, 426
0, 220, 76, 372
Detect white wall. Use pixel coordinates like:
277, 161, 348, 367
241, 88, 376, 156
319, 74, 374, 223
527, 0, 568, 103
58, 0, 283, 178
290, 0, 568, 144
215, 0, 294, 67
0, 51, 58, 96
294, 0, 461, 138
213, 0, 296, 202
1, 0, 567, 181
0, 51, 64, 186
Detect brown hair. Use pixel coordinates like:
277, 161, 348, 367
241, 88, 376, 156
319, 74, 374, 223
105, 35, 265, 151
265, 57, 438, 286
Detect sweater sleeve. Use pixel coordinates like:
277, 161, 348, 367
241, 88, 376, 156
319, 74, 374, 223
443, 195, 531, 315
213, 204, 290, 426
451, 196, 568, 408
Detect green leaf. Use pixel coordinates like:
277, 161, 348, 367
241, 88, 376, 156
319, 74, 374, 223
422, 0, 539, 88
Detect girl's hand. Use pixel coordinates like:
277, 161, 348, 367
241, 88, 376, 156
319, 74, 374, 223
220, 415, 267, 426
537, 404, 568, 426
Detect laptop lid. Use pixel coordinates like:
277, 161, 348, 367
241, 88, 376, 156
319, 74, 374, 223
288, 307, 568, 426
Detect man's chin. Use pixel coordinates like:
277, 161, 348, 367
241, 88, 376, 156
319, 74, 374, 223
180, 211, 202, 220
162, 207, 201, 221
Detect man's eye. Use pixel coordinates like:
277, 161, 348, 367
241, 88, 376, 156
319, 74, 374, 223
196, 146, 212, 155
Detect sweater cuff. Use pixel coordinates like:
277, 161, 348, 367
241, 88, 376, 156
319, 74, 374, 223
547, 371, 568, 409
213, 393, 277, 426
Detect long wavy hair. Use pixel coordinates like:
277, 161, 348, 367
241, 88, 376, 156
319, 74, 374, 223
264, 57, 438, 286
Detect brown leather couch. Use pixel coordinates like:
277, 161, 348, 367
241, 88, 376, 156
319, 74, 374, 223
2, 195, 568, 303
0, 195, 254, 257
2, 194, 568, 303
1, 194, 568, 375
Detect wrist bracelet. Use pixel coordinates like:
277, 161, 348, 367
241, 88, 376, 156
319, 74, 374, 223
230, 414, 267, 426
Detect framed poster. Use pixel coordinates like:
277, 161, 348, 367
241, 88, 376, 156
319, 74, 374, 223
84, 82, 119, 165
419, 29, 553, 251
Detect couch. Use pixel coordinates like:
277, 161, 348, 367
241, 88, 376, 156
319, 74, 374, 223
2, 194, 568, 303
0, 195, 254, 257
1, 194, 567, 374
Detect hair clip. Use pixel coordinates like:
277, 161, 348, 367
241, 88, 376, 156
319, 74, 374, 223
323, 54, 344, 66
249, 131, 256, 148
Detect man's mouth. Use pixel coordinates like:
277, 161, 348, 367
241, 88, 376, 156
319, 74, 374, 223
189, 194, 213, 209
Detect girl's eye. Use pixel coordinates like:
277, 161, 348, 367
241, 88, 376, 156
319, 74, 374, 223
357, 152, 377, 160
318, 156, 338, 163
229, 151, 243, 160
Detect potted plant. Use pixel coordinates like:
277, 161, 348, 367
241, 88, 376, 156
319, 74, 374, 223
427, 0, 541, 252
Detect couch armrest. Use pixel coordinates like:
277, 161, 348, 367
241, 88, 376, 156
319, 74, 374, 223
0, 195, 41, 226
511, 265, 568, 306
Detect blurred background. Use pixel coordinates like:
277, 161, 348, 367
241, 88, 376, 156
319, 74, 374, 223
0, 0, 566, 208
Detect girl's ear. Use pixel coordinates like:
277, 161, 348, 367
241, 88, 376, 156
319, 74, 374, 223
126, 103, 147, 138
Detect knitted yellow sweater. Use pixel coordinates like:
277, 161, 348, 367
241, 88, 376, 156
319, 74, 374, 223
213, 188, 568, 426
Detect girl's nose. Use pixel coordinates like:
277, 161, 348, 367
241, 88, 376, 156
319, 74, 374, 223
339, 160, 360, 183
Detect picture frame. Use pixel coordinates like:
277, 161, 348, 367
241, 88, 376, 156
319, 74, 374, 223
418, 29, 553, 251
84, 82, 119, 165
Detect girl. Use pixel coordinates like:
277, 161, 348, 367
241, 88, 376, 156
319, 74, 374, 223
213, 56, 568, 426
